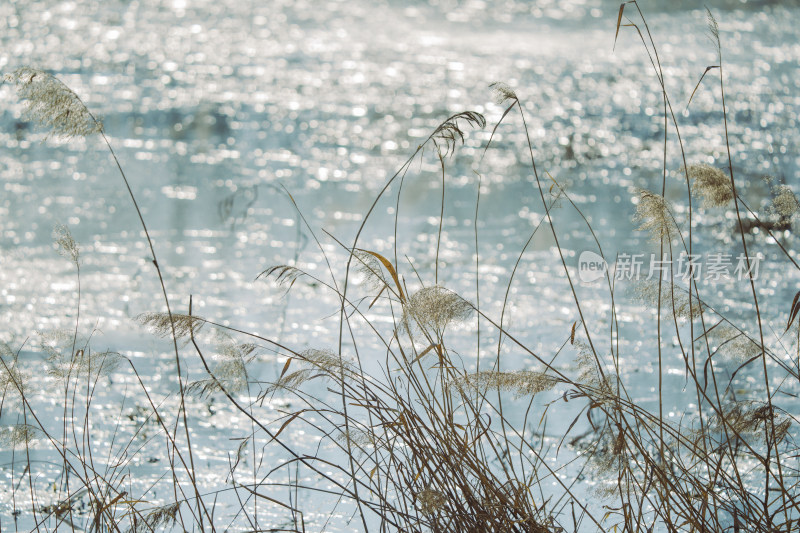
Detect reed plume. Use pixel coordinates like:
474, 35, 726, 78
712, 326, 761, 363
707, 401, 792, 442
490, 81, 518, 104
53, 223, 80, 265
0, 424, 40, 447
588, 426, 627, 479
5, 67, 103, 141
431, 111, 486, 156
261, 348, 354, 397
634, 189, 679, 242
187, 339, 255, 397
687, 164, 733, 208
401, 286, 473, 334
136, 312, 205, 339
416, 488, 447, 516
635, 280, 705, 320
354, 250, 389, 292
450, 370, 558, 399
0, 350, 28, 398
129, 502, 181, 533
769, 184, 800, 219
336, 427, 380, 458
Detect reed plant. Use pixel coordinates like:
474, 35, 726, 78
1, 2, 799, 531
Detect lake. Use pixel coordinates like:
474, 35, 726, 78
1, 0, 799, 530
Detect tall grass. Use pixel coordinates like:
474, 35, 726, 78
1, 3, 799, 531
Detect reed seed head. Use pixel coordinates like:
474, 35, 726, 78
574, 341, 601, 386
136, 312, 205, 339
707, 402, 791, 442
262, 348, 353, 396
188, 339, 255, 397
450, 370, 558, 399
634, 190, 678, 242
687, 164, 733, 208
770, 184, 800, 218
432, 111, 485, 156
712, 326, 761, 363
416, 488, 446, 516
302, 348, 354, 373
53, 224, 80, 265
130, 502, 181, 533
0, 361, 27, 398
337, 428, 376, 450
402, 286, 473, 334
706, 8, 720, 51
635, 280, 705, 320
40, 329, 121, 382
354, 250, 388, 291
490, 81, 517, 104
5, 67, 103, 141
0, 424, 40, 447
587, 426, 627, 481
261, 368, 316, 396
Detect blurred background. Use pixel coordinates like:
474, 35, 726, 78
0, 0, 798, 339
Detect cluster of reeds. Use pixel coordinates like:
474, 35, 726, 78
2, 2, 799, 531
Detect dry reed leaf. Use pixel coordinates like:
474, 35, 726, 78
613, 3, 626, 51
356, 249, 405, 302
787, 290, 800, 332
280, 357, 293, 379
686, 65, 720, 110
